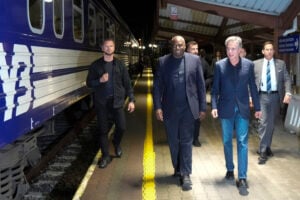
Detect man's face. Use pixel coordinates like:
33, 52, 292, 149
187, 44, 198, 55
102, 40, 115, 56
226, 41, 240, 63
172, 38, 186, 58
262, 44, 274, 60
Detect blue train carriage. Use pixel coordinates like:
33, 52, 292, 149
0, 0, 138, 198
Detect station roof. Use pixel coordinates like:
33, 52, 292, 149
154, 0, 300, 47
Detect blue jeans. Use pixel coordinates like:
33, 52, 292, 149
220, 109, 249, 179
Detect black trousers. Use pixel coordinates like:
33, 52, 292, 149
164, 104, 194, 175
193, 119, 200, 141
96, 98, 126, 157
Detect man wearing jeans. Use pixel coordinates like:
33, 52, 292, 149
211, 36, 261, 194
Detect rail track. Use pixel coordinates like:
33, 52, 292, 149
22, 110, 99, 200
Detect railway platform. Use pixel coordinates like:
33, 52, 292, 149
74, 68, 300, 200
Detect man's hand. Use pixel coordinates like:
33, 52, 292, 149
254, 111, 262, 119
199, 112, 206, 120
283, 94, 291, 104
211, 109, 218, 118
155, 109, 163, 121
127, 102, 135, 113
100, 73, 109, 82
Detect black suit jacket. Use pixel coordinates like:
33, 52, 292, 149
152, 52, 206, 120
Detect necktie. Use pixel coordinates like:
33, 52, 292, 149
266, 61, 271, 92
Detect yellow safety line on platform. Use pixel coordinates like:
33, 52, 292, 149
73, 70, 155, 200
72, 150, 102, 200
142, 70, 156, 200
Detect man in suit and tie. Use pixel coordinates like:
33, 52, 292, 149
152, 35, 206, 191
211, 36, 261, 194
253, 41, 292, 165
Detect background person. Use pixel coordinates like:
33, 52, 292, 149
253, 41, 292, 165
239, 47, 247, 58
186, 41, 203, 147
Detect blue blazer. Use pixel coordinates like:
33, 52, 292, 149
211, 57, 260, 119
152, 52, 206, 120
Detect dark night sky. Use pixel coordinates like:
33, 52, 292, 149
111, 0, 157, 44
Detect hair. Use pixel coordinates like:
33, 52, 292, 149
225, 36, 242, 48
262, 41, 273, 50
186, 41, 198, 48
102, 38, 115, 46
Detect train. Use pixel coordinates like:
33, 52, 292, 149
0, 0, 139, 198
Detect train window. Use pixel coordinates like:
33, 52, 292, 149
104, 17, 115, 42
88, 5, 96, 46
73, 0, 84, 43
28, 0, 45, 34
53, 0, 64, 38
97, 13, 104, 47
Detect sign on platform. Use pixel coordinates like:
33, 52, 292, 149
170, 6, 178, 20
278, 34, 299, 53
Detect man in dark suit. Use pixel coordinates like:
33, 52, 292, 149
152, 35, 206, 191
253, 41, 292, 165
211, 36, 261, 193
186, 40, 205, 147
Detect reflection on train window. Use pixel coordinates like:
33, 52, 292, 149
97, 13, 104, 47
116, 26, 130, 53
73, 0, 83, 42
105, 17, 115, 42
28, 0, 45, 34
54, 0, 64, 38
88, 4, 96, 46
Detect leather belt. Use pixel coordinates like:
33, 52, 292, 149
259, 91, 278, 94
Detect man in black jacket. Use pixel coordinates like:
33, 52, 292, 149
86, 38, 135, 168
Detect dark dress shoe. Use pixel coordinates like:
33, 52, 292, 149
114, 145, 122, 157
266, 147, 274, 157
256, 150, 260, 155
180, 175, 192, 191
225, 171, 234, 180
236, 178, 248, 188
258, 152, 267, 165
257, 148, 274, 157
193, 140, 201, 147
236, 179, 249, 196
98, 156, 112, 168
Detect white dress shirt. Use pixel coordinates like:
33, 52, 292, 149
261, 58, 277, 92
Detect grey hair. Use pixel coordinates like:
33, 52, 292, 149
225, 36, 242, 48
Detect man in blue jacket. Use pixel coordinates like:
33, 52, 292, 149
211, 36, 261, 194
153, 35, 206, 191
